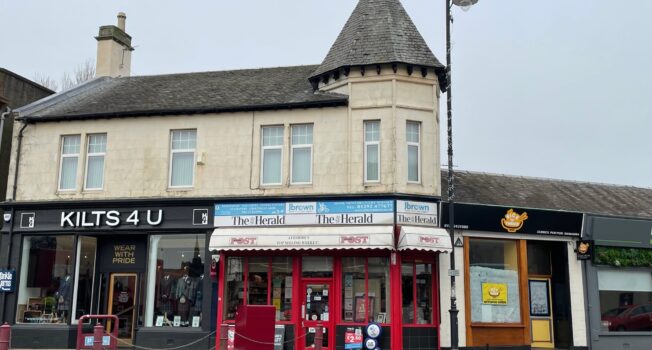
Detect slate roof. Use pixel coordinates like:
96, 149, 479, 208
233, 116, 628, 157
17, 65, 348, 121
311, 0, 445, 80
442, 170, 652, 219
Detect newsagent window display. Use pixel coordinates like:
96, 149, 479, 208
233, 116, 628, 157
469, 238, 521, 323
223, 256, 293, 321
148, 234, 205, 328
15, 236, 75, 324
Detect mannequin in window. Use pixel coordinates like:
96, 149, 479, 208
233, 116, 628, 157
175, 265, 192, 325
158, 273, 174, 322
55, 274, 72, 322
192, 274, 204, 321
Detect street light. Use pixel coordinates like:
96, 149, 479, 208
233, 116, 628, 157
445, 1, 477, 350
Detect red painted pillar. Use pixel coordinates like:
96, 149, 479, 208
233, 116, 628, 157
314, 326, 323, 350
93, 324, 104, 350
0, 322, 11, 350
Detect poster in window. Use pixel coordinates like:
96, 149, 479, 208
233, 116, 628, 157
529, 280, 550, 316
481, 282, 508, 305
354, 296, 374, 322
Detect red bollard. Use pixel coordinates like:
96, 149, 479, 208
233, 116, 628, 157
0, 322, 11, 350
93, 324, 104, 350
314, 326, 323, 350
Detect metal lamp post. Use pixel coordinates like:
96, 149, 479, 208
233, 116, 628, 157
445, 1, 477, 349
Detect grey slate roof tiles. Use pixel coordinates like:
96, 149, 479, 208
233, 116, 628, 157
311, 0, 445, 79
19, 65, 348, 121
443, 170, 652, 219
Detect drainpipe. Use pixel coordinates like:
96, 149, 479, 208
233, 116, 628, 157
1, 119, 27, 323
0, 107, 10, 156
0, 107, 8, 323
12, 121, 28, 201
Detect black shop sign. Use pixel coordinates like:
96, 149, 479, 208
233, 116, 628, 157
99, 236, 147, 272
441, 203, 583, 237
4, 205, 212, 232
589, 216, 652, 249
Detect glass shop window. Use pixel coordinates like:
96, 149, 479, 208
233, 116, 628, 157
302, 256, 333, 278
73, 236, 97, 323
16, 235, 75, 324
147, 234, 206, 328
598, 269, 652, 332
468, 238, 521, 323
224, 257, 244, 321
342, 257, 390, 324
223, 256, 293, 322
402, 261, 434, 324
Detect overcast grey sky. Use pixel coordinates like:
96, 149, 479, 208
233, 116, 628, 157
2, 0, 650, 188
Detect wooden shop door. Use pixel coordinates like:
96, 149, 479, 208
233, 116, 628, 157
107, 273, 138, 344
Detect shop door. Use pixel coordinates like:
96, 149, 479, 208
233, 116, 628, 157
529, 278, 554, 348
107, 273, 138, 344
301, 282, 333, 349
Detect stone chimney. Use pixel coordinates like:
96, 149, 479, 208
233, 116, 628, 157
95, 12, 134, 77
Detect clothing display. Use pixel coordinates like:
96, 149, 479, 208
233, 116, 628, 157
193, 275, 204, 315
157, 275, 174, 316
154, 272, 202, 327
56, 275, 72, 319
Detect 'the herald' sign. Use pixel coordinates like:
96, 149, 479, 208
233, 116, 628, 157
396, 200, 438, 226
214, 200, 394, 227
0, 270, 16, 292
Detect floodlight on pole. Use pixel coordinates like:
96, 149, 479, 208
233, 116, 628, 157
445, 0, 477, 349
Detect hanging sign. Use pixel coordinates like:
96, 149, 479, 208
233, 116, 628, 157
576, 240, 593, 260
215, 200, 394, 227
0, 270, 16, 292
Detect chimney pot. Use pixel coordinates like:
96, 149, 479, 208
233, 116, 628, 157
117, 12, 126, 31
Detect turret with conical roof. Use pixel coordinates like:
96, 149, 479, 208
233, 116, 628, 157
310, 0, 446, 91
309, 0, 443, 197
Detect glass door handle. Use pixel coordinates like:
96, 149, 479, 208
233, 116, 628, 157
302, 304, 305, 320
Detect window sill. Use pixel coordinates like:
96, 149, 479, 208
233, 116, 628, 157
167, 187, 194, 192
290, 183, 313, 187
598, 331, 652, 336
82, 189, 104, 193
260, 184, 284, 188
470, 322, 525, 328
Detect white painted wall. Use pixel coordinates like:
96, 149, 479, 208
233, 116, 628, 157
438, 236, 466, 348
567, 241, 588, 347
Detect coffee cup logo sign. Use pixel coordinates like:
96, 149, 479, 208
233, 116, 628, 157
113, 244, 137, 265
60, 209, 163, 228
500, 209, 528, 233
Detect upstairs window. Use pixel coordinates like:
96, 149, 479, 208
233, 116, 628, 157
406, 121, 421, 183
291, 124, 313, 184
58, 135, 80, 191
84, 134, 107, 190
364, 121, 380, 182
261, 126, 283, 185
169, 129, 196, 188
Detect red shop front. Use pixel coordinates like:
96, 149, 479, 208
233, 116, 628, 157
210, 224, 452, 350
